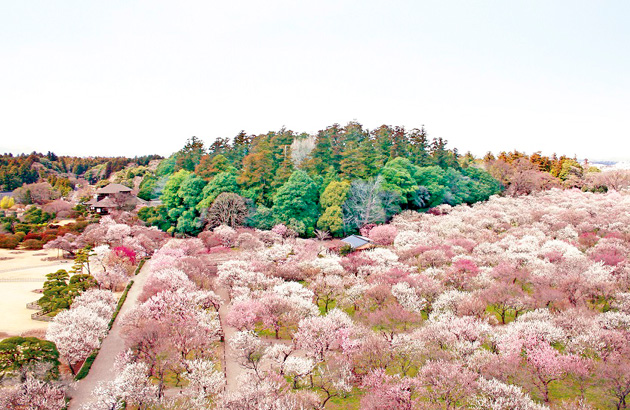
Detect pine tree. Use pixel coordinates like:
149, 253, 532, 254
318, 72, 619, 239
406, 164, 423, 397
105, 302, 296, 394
408, 126, 432, 166
176, 136, 206, 171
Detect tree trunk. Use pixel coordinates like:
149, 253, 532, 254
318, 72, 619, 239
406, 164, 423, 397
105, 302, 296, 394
543, 383, 550, 403
320, 391, 334, 409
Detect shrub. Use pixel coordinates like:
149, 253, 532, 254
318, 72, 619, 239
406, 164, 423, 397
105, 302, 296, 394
22, 239, 44, 250
23, 232, 43, 241
69, 220, 89, 232
42, 228, 59, 237
22, 207, 54, 224
74, 350, 98, 381
42, 234, 57, 243
0, 234, 19, 249
339, 244, 354, 256
0, 196, 15, 209
113, 246, 137, 264
13, 224, 33, 235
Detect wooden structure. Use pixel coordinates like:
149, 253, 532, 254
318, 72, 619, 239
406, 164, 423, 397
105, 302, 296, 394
86, 183, 135, 214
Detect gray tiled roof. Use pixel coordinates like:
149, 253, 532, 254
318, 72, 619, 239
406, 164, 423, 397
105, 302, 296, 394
92, 197, 117, 208
96, 183, 132, 194
341, 235, 372, 249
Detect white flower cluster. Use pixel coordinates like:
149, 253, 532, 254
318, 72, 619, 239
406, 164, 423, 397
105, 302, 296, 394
598, 311, 630, 330
273, 281, 315, 301
217, 260, 280, 299
214, 225, 237, 247
472, 377, 548, 410
391, 282, 426, 313
393, 230, 431, 251
183, 359, 225, 396
431, 289, 470, 316
257, 243, 293, 262
305, 255, 344, 276
612, 292, 630, 314
71, 288, 117, 319
283, 356, 315, 377
88, 362, 158, 410
421, 313, 491, 357
493, 311, 566, 356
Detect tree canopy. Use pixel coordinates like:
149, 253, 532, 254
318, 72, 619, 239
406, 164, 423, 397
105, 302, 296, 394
138, 122, 503, 236
0, 337, 60, 380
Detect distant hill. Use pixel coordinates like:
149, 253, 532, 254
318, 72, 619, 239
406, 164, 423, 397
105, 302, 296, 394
592, 161, 630, 171
0, 152, 162, 192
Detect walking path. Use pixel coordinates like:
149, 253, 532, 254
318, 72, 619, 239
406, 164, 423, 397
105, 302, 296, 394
68, 260, 152, 409
67, 251, 257, 405
203, 251, 244, 392
212, 253, 303, 392
216, 286, 243, 392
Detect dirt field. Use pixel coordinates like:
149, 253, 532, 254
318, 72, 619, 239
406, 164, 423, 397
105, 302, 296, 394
0, 248, 72, 338
55, 218, 77, 226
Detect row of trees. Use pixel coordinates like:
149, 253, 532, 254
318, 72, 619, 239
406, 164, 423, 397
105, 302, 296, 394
0, 211, 171, 407
86, 239, 225, 408
482, 150, 609, 195
46, 289, 118, 376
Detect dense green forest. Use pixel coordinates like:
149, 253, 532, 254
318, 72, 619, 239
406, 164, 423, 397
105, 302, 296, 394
2, 123, 598, 239
138, 122, 503, 236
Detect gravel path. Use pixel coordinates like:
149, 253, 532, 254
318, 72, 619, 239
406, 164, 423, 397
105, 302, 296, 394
68, 251, 249, 405
0, 262, 69, 275
216, 286, 244, 392
67, 260, 152, 409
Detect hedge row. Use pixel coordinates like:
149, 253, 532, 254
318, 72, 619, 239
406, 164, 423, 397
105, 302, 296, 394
134, 258, 147, 276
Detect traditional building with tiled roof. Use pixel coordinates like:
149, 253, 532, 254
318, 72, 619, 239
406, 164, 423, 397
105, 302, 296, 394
87, 183, 136, 214
341, 234, 374, 250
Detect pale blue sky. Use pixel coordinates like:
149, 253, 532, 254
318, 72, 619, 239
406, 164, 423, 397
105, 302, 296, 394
1, 1, 628, 160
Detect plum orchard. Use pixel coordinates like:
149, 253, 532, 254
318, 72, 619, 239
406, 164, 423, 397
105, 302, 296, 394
89, 189, 630, 408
